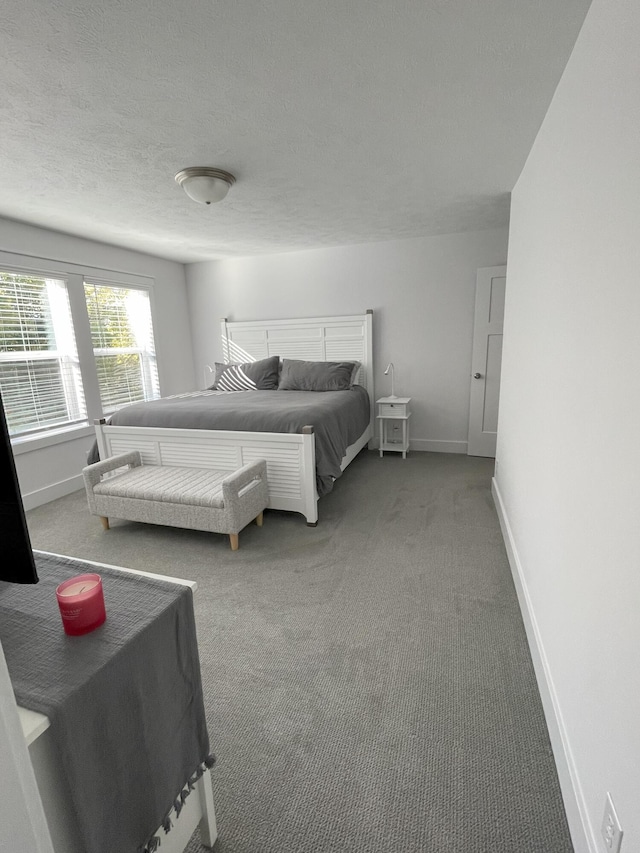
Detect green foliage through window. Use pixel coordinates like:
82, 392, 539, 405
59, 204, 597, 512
0, 268, 160, 438
0, 272, 85, 435
84, 282, 159, 412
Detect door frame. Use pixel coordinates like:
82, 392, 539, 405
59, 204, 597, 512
467, 265, 507, 457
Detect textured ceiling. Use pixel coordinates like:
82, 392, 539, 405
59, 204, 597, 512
1, 0, 591, 262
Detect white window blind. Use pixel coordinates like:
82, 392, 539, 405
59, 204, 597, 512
0, 272, 86, 436
84, 281, 159, 413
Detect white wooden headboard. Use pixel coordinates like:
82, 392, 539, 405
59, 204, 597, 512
220, 311, 375, 420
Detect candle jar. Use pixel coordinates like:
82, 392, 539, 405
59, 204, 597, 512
56, 573, 106, 636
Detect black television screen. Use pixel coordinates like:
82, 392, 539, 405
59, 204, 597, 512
0, 391, 38, 584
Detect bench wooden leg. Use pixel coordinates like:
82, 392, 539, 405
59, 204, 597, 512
229, 533, 239, 551
100, 516, 110, 531
255, 512, 264, 527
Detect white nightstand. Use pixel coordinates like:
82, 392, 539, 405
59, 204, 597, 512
376, 397, 411, 458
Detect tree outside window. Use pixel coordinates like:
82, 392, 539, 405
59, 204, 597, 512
0, 268, 160, 439
84, 282, 159, 413
0, 273, 85, 436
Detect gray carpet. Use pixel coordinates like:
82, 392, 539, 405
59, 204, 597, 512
26, 451, 573, 853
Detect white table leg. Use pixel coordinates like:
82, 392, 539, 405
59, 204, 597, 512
197, 770, 218, 847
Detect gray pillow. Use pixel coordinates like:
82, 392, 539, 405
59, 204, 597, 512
278, 359, 360, 392
210, 356, 279, 391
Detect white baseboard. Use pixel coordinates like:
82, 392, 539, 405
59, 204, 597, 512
22, 474, 84, 511
491, 478, 597, 853
410, 439, 467, 454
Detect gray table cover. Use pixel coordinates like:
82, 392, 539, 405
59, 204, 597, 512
90, 387, 371, 497
0, 552, 212, 853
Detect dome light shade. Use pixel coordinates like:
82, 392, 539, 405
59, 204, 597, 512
175, 167, 236, 204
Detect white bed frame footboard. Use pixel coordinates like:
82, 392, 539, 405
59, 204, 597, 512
95, 422, 322, 524
94, 311, 375, 525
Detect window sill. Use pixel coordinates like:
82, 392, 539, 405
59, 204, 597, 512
11, 423, 95, 456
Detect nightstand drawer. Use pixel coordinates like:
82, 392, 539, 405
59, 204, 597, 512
379, 403, 408, 417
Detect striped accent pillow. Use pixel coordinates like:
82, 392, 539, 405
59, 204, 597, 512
216, 365, 258, 391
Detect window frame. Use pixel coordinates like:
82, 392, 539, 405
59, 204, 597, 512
0, 273, 87, 436
0, 252, 160, 451
83, 277, 160, 416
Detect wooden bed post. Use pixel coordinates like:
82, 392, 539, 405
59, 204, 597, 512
365, 309, 375, 448
301, 426, 318, 526
94, 418, 108, 461
220, 318, 230, 363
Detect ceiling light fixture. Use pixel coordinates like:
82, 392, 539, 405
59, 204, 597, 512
174, 167, 236, 205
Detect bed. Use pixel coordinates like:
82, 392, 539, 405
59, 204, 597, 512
93, 312, 374, 524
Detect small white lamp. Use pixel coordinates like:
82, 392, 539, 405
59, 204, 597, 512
203, 364, 214, 388
384, 362, 398, 399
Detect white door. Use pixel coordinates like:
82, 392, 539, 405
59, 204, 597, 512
467, 265, 506, 457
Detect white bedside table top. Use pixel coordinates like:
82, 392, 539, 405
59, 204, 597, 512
376, 396, 411, 404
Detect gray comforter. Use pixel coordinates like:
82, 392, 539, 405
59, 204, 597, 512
92, 387, 370, 497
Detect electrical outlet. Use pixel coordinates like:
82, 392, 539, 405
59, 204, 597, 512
601, 792, 623, 853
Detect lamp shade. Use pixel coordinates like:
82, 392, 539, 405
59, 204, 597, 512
175, 167, 236, 205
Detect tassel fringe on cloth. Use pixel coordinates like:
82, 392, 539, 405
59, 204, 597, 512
138, 755, 216, 853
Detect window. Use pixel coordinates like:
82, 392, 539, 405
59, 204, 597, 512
84, 282, 159, 413
0, 259, 160, 443
0, 272, 85, 437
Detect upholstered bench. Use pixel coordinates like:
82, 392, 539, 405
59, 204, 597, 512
82, 451, 268, 551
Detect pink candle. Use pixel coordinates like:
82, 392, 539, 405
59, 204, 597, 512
56, 573, 106, 636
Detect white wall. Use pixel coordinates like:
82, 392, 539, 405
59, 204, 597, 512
495, 0, 640, 850
0, 218, 195, 507
186, 228, 508, 452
